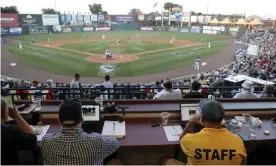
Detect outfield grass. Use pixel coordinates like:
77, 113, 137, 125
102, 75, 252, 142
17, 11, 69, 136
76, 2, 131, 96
9, 31, 233, 42
61, 40, 174, 54
7, 41, 227, 77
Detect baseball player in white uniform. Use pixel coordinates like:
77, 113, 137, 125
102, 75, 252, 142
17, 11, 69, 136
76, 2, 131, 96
102, 34, 105, 40
47, 38, 51, 46
83, 34, 86, 38
18, 41, 22, 49
170, 36, 176, 44
194, 57, 201, 71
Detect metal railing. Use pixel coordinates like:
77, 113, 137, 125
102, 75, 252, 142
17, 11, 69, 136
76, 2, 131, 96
8, 85, 267, 103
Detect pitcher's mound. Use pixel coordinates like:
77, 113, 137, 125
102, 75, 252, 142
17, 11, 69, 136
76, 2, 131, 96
108, 44, 128, 47
86, 54, 139, 64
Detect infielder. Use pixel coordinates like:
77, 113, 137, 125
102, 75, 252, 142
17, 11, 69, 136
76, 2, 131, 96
208, 42, 212, 49
194, 57, 201, 71
18, 41, 22, 50
102, 34, 105, 40
170, 36, 176, 44
116, 38, 121, 44
48, 38, 51, 46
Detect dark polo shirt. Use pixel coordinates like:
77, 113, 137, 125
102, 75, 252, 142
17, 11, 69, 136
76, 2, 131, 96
1, 124, 37, 165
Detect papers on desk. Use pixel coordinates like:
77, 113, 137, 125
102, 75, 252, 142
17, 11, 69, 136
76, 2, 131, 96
31, 125, 50, 141
18, 105, 36, 114
163, 125, 183, 142
102, 121, 126, 139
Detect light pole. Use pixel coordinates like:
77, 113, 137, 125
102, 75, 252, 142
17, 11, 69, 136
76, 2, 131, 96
54, 0, 57, 13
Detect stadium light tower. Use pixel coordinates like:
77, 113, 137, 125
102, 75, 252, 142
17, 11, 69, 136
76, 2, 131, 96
206, 0, 210, 15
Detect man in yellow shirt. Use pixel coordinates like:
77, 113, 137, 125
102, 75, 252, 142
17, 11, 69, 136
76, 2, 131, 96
161, 100, 247, 165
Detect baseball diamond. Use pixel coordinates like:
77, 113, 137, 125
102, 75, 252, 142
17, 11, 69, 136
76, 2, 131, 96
2, 31, 234, 83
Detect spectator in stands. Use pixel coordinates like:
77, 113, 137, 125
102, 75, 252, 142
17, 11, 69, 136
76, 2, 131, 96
154, 79, 182, 99
70, 73, 80, 88
102, 75, 113, 88
162, 100, 247, 165
233, 81, 257, 98
19, 80, 25, 88
199, 75, 208, 85
183, 81, 203, 98
46, 79, 54, 88
31, 80, 39, 88
41, 99, 120, 165
152, 81, 162, 92
257, 84, 275, 98
70, 73, 80, 98
1, 99, 37, 165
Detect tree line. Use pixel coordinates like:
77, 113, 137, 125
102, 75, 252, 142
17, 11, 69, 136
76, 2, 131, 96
1, 2, 183, 15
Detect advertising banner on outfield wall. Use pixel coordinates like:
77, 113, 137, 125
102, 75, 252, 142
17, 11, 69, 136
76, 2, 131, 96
19, 14, 42, 26
169, 27, 179, 32
141, 27, 153, 31
1, 13, 19, 27
63, 27, 72, 32
180, 28, 189, 32
29, 25, 48, 34
91, 15, 97, 21
191, 26, 200, 33
191, 29, 200, 33
9, 27, 22, 35
229, 27, 239, 32
42, 14, 59, 25
71, 27, 82, 32
1, 27, 9, 35
155, 27, 167, 31
203, 26, 211, 30
83, 27, 94, 32
96, 27, 111, 31
212, 26, 221, 31
114, 15, 134, 22
138, 14, 144, 21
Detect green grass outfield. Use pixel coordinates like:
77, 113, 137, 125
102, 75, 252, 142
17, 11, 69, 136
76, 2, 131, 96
61, 40, 174, 54
9, 31, 232, 42
7, 31, 231, 77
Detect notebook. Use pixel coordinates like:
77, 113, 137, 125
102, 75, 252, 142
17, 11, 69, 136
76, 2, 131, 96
163, 125, 183, 142
31, 125, 50, 141
102, 121, 126, 139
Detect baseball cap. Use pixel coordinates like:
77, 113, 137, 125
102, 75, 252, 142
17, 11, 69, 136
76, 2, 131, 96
199, 99, 225, 123
59, 99, 82, 126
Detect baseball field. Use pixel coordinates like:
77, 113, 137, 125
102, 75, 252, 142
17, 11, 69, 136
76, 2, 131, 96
6, 31, 232, 77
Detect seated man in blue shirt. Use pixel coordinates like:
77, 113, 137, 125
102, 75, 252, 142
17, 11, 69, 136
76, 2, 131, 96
41, 99, 120, 165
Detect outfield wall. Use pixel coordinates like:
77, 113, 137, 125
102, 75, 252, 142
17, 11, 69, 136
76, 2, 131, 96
1, 13, 250, 37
